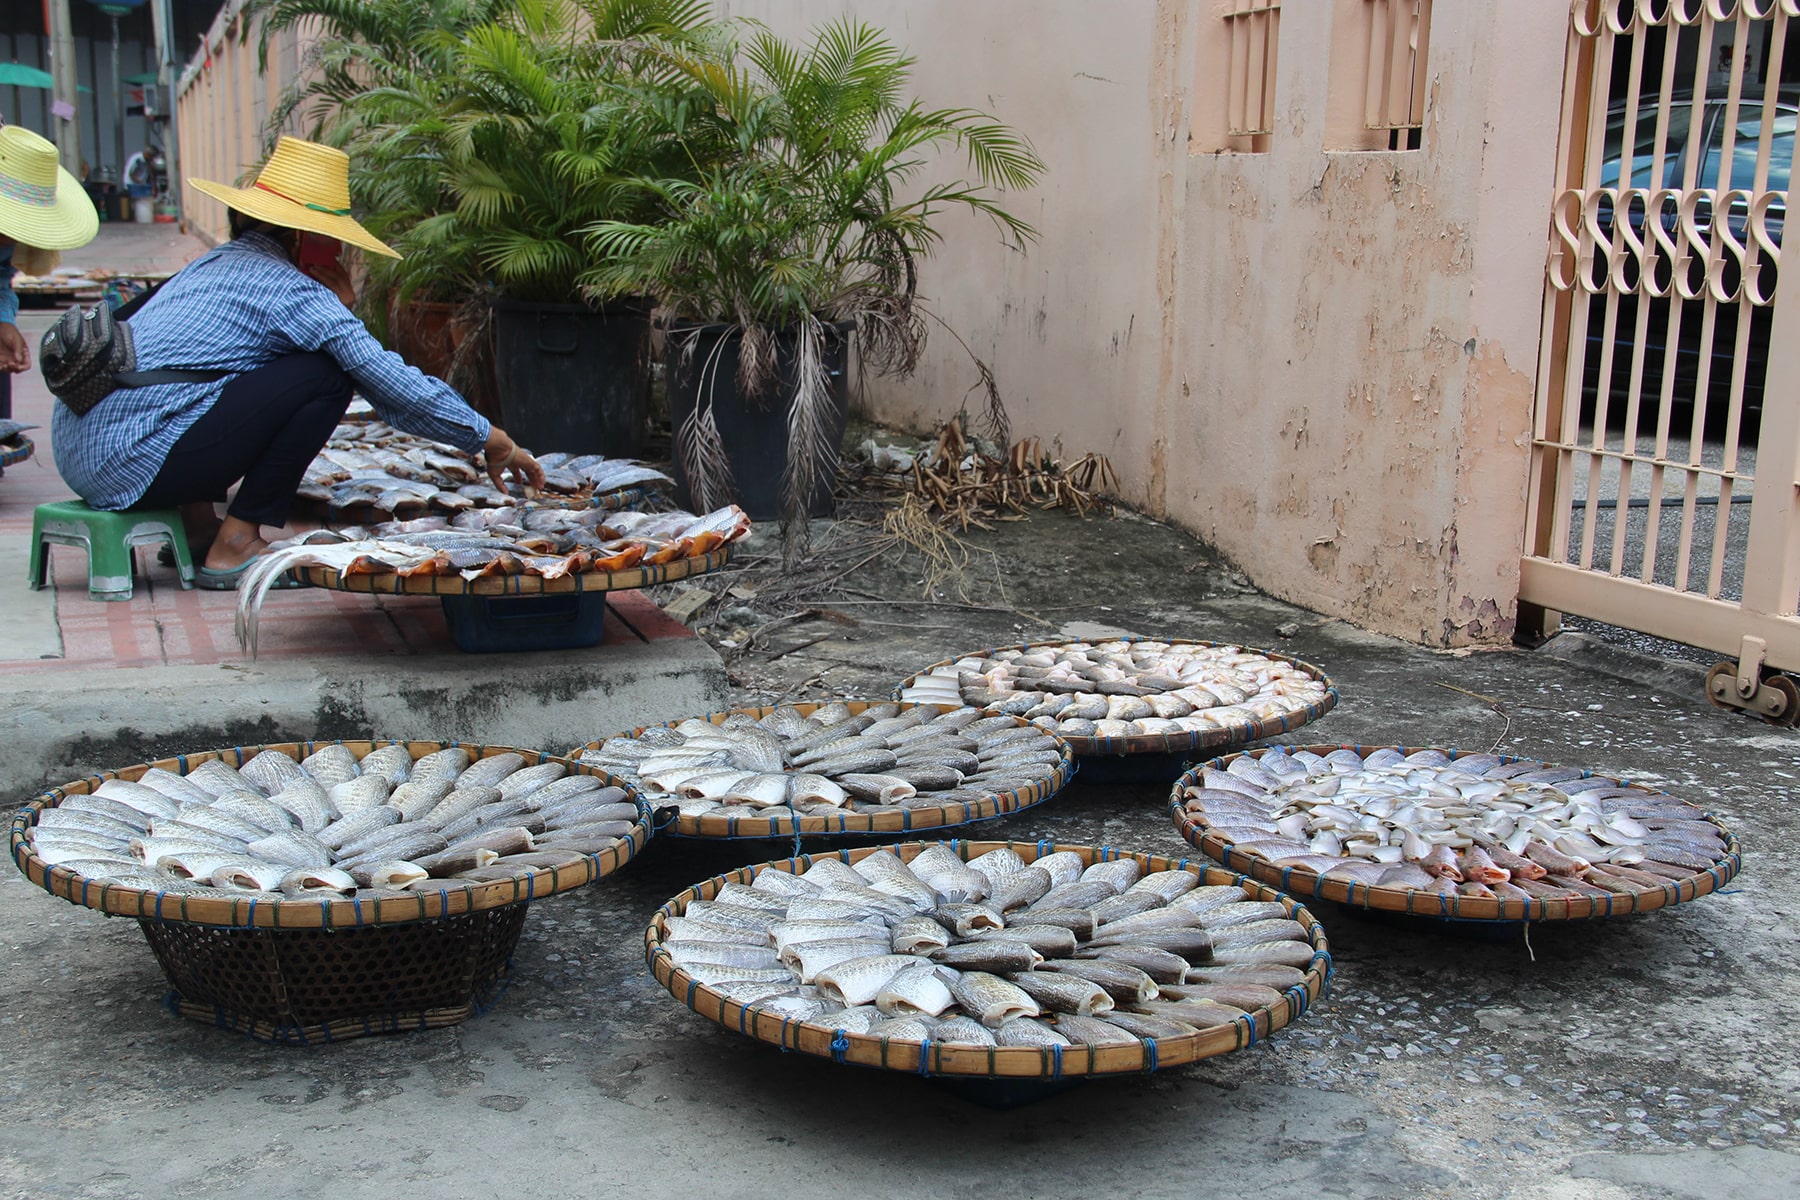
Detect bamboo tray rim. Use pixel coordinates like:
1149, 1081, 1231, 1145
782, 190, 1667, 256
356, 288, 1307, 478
10, 739, 651, 929
894, 636, 1339, 758
645, 839, 1332, 1078
293, 544, 731, 596
575, 700, 1077, 841
1169, 742, 1741, 922
0, 435, 32, 468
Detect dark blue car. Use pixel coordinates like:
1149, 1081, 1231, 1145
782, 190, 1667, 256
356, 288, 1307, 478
1583, 89, 1794, 430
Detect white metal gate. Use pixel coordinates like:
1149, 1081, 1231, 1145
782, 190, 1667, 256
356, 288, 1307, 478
1523, 0, 1800, 719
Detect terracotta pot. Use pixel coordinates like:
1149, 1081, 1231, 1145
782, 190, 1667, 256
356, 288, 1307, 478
391, 299, 502, 421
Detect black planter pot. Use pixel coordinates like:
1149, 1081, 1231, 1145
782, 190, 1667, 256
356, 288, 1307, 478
492, 299, 650, 457
665, 319, 854, 521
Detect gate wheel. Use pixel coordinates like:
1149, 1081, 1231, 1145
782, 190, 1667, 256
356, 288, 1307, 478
1706, 662, 1800, 726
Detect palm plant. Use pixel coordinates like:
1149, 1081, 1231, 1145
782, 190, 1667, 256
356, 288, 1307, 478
582, 17, 1045, 552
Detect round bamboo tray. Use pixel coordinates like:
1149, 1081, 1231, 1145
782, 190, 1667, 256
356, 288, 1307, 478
10, 739, 651, 1043
894, 637, 1338, 759
576, 701, 1076, 841
1169, 744, 1741, 922
646, 840, 1332, 1079
293, 544, 732, 595
0, 435, 32, 470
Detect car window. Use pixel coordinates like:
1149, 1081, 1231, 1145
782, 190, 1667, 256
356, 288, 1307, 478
1700, 102, 1795, 193
1598, 100, 1693, 189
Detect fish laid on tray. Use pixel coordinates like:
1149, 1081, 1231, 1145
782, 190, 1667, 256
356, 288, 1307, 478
1179, 746, 1733, 901
582, 703, 1065, 823
299, 420, 672, 515
654, 845, 1318, 1046
232, 506, 751, 654
23, 746, 637, 900
901, 640, 1329, 742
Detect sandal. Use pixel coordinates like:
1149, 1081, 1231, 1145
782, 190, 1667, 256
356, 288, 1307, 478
195, 555, 306, 591
159, 537, 216, 569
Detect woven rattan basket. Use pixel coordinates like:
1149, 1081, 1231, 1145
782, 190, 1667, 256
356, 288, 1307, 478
574, 701, 1076, 841
292, 545, 731, 596
645, 840, 1331, 1080
1170, 744, 1741, 922
10, 740, 649, 1042
894, 637, 1338, 759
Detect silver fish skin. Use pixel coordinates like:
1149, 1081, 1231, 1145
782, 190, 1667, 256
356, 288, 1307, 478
785, 898, 897, 925
48, 858, 163, 885
930, 941, 1042, 974
1007, 971, 1116, 1016
410, 746, 473, 784
1208, 941, 1317, 968
875, 962, 957, 1017
769, 920, 888, 955
865, 1015, 937, 1041
748, 995, 828, 1022
210, 860, 289, 892
35, 808, 143, 840
320, 806, 403, 851
1093, 906, 1208, 939
132, 835, 243, 864
91, 779, 181, 818
301, 744, 362, 789
965, 847, 1029, 886
1127, 869, 1201, 902
175, 803, 273, 843
1210, 918, 1309, 946
837, 773, 918, 804
750, 870, 822, 900
812, 954, 919, 1007
709, 979, 799, 1005
329, 775, 392, 814
245, 830, 332, 868
32, 843, 139, 867
456, 752, 526, 791
240, 750, 307, 797
1103, 1011, 1205, 1039
207, 792, 298, 834
822, 1005, 884, 1035
268, 780, 336, 833
971, 923, 1078, 958
278, 865, 360, 894
391, 778, 455, 822
440, 826, 534, 858
988, 865, 1053, 911
684, 899, 783, 928
498, 761, 568, 800
137, 768, 215, 808
714, 882, 791, 910
1088, 891, 1166, 924
1031, 851, 1087, 886
931, 1015, 999, 1045
662, 941, 783, 970
665, 918, 775, 947
154, 849, 253, 880
933, 903, 1003, 936
356, 744, 416, 787
784, 938, 893, 983
1079, 945, 1191, 984
670, 963, 795, 987
423, 786, 503, 830
890, 916, 952, 954
1038, 958, 1159, 1004
1184, 963, 1308, 988
29, 828, 132, 855
186, 758, 256, 798
949, 972, 1040, 1028
415, 846, 500, 876
336, 825, 452, 866
143, 820, 249, 853
1010, 907, 1097, 940
1051, 1014, 1140, 1046
348, 860, 428, 889
993, 1018, 1071, 1047
56, 795, 151, 830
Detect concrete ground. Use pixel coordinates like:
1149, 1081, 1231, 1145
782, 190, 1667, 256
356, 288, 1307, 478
2, 229, 1796, 1200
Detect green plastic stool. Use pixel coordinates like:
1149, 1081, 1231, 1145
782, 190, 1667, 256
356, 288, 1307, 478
28, 500, 195, 601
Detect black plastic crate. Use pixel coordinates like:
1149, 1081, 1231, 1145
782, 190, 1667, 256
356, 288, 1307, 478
438, 592, 610, 653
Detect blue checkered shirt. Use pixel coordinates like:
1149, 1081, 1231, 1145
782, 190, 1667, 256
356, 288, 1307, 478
0, 243, 17, 326
52, 231, 490, 510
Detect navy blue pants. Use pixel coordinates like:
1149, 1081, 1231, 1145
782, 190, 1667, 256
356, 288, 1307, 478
137, 352, 351, 527
1, 369, 11, 420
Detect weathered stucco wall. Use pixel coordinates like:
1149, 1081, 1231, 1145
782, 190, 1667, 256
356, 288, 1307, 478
720, 0, 1567, 649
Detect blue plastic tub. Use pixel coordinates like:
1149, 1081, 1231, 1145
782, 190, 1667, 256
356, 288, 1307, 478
439, 592, 610, 653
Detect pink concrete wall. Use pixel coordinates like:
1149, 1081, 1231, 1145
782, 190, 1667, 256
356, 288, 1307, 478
721, 0, 1568, 647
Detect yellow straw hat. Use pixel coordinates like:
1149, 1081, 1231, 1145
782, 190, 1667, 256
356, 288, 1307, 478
0, 126, 99, 252
190, 136, 401, 259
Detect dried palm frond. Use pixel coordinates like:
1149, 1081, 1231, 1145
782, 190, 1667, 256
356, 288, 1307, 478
777, 314, 840, 564
905, 415, 1118, 531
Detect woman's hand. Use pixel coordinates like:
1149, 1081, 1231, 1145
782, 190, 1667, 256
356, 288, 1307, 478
483, 429, 546, 496
0, 322, 28, 373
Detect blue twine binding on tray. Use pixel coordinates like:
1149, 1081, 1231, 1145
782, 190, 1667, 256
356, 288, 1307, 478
1048, 1043, 1063, 1079
918, 1040, 932, 1075
1237, 1013, 1259, 1048
830, 1031, 849, 1063
1142, 1038, 1159, 1073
